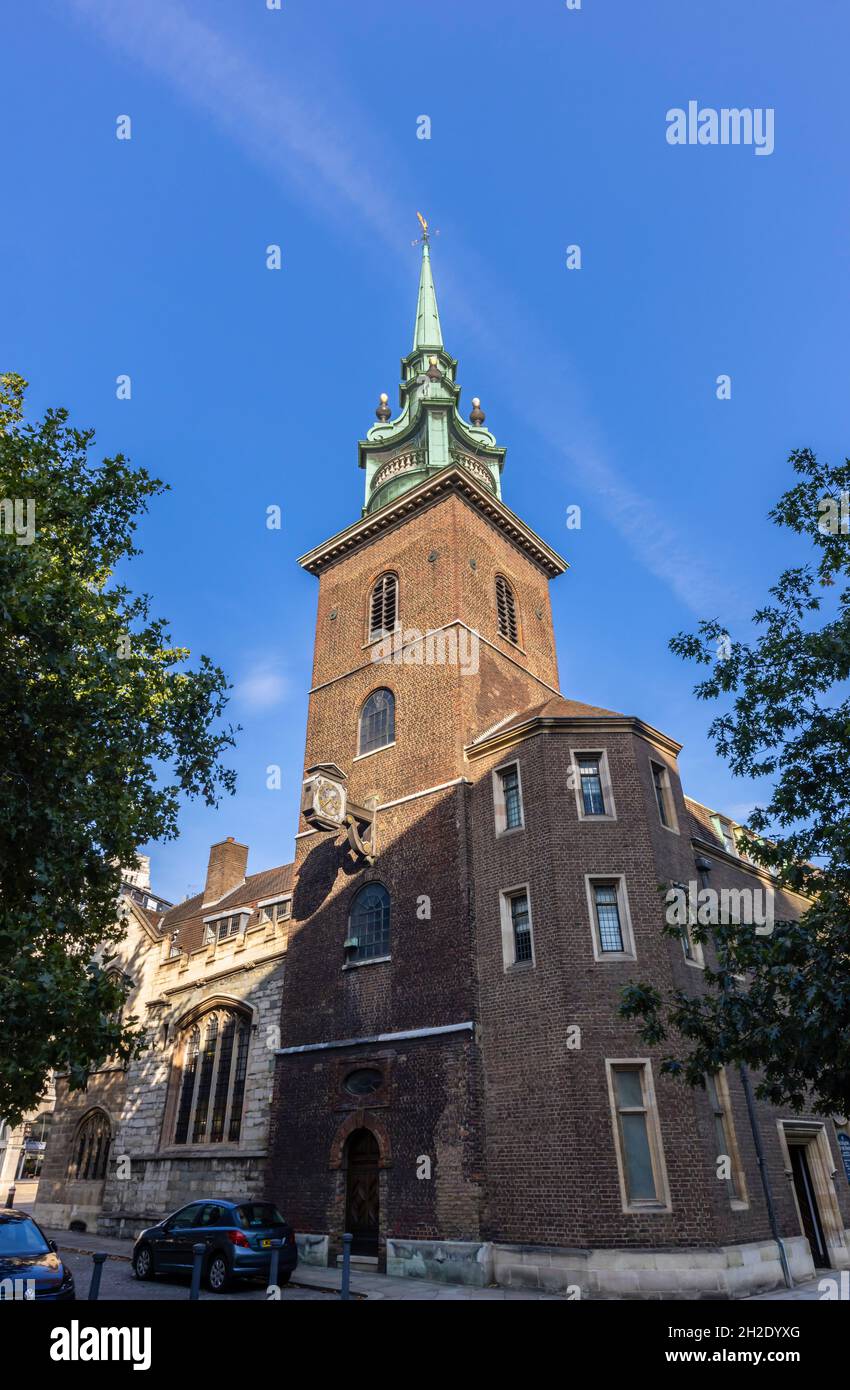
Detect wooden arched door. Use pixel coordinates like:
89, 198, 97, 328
344, 1128, 379, 1256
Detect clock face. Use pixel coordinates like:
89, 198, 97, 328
316, 778, 344, 822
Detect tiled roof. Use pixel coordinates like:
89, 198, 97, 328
685, 797, 733, 851
159, 863, 295, 955
472, 695, 625, 743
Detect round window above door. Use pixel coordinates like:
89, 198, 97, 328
343, 1068, 382, 1096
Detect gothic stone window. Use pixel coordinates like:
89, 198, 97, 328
358, 688, 395, 756
368, 572, 398, 642
345, 883, 391, 963
172, 1008, 251, 1146
495, 575, 519, 644
71, 1109, 112, 1181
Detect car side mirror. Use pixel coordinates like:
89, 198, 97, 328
48, 1239, 58, 1253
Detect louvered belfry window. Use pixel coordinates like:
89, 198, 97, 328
496, 575, 518, 643
369, 573, 398, 641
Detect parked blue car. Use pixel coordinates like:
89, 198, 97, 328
132, 1199, 297, 1292
0, 1211, 75, 1301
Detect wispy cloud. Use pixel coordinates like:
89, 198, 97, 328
233, 664, 290, 712
69, 0, 737, 618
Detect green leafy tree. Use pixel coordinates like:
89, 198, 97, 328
0, 374, 236, 1123
620, 448, 850, 1117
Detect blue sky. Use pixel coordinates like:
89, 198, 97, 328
3, 1, 849, 902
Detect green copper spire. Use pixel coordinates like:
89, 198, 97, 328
412, 235, 443, 350
358, 220, 506, 515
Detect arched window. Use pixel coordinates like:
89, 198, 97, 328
172, 1007, 251, 1146
495, 575, 519, 643
368, 573, 398, 642
72, 1109, 111, 1181
346, 883, 391, 962
358, 688, 395, 756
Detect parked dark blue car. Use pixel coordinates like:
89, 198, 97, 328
132, 1199, 297, 1292
0, 1210, 75, 1301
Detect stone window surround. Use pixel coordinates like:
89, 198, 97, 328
160, 995, 257, 1153
202, 909, 250, 945
605, 1058, 673, 1215
670, 881, 706, 969
498, 882, 535, 971
706, 1068, 749, 1210
570, 746, 617, 822
649, 756, 680, 835
584, 873, 636, 962
491, 758, 525, 836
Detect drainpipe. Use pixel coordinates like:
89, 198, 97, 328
738, 1061, 793, 1289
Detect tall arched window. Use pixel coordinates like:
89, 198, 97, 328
368, 573, 398, 642
72, 1109, 112, 1181
172, 1007, 251, 1146
346, 883, 391, 962
358, 688, 395, 756
495, 575, 519, 643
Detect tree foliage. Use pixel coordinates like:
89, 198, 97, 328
0, 375, 236, 1123
620, 449, 850, 1117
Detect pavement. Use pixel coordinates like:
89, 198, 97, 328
747, 1275, 846, 1301
42, 1228, 562, 1301
29, 1221, 842, 1302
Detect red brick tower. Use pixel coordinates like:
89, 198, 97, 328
268, 230, 569, 1264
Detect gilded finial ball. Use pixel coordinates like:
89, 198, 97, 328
376, 393, 391, 422
469, 397, 485, 425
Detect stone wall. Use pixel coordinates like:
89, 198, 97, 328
35, 898, 287, 1234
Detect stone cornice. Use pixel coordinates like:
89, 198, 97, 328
298, 466, 568, 578
466, 713, 683, 761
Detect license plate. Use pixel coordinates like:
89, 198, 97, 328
260, 1239, 271, 1248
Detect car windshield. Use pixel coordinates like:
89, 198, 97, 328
0, 1218, 50, 1256
236, 1203, 286, 1229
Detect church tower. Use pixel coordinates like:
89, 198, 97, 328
269, 231, 569, 1261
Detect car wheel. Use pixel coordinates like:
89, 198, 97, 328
133, 1245, 155, 1281
206, 1252, 232, 1293
278, 1272, 291, 1286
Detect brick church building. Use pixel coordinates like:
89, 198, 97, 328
266, 232, 850, 1296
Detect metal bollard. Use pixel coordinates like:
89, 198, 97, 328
340, 1232, 352, 1301
4, 1185, 15, 1209
88, 1251, 107, 1301
268, 1238, 282, 1292
189, 1242, 205, 1300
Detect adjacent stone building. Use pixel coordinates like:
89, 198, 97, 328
264, 235, 850, 1296
34, 845, 291, 1238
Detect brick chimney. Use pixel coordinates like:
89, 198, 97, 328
203, 837, 249, 905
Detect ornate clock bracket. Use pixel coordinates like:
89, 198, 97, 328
301, 763, 376, 866
343, 800, 376, 866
